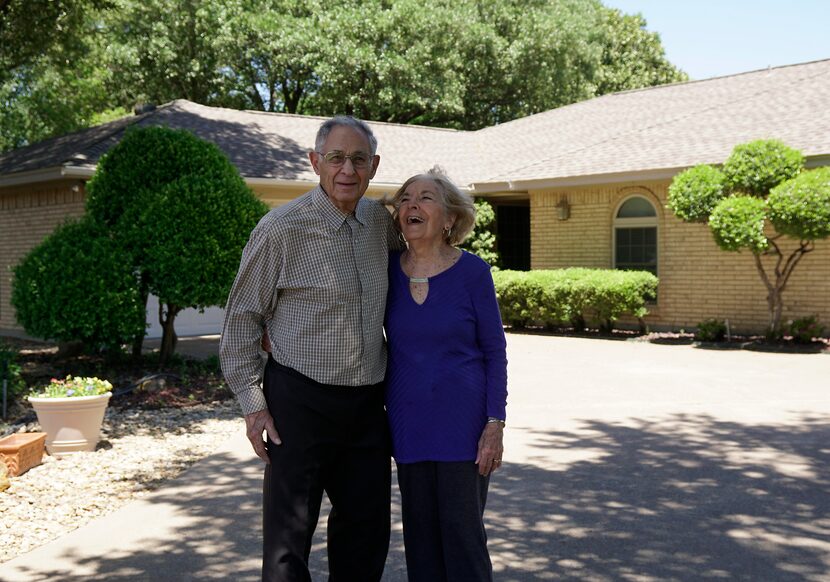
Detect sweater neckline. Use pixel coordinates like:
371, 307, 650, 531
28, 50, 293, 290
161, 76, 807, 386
397, 249, 467, 284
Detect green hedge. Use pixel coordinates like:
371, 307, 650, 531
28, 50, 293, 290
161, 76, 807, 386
11, 217, 147, 350
493, 268, 658, 332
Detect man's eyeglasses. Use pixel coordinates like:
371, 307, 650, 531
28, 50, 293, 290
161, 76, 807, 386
317, 150, 372, 169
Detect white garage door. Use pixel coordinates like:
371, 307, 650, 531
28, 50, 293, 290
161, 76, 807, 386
145, 295, 225, 339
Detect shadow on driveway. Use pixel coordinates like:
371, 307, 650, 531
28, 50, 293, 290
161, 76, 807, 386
489, 412, 830, 581
7, 412, 828, 581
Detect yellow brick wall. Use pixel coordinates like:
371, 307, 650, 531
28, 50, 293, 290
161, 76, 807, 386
0, 181, 87, 331
530, 180, 830, 334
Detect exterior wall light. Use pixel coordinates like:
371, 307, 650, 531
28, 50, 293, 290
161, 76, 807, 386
556, 198, 570, 220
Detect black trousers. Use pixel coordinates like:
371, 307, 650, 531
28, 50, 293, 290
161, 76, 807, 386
262, 358, 391, 582
397, 461, 493, 582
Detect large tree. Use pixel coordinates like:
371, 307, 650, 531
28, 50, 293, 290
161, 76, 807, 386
0, 48, 119, 151
1, 0, 688, 150
0, 0, 109, 79
595, 7, 688, 94
105, 0, 240, 107
0, 0, 120, 150
225, 0, 321, 113
668, 139, 830, 338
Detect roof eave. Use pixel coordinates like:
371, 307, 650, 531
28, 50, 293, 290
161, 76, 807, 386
245, 177, 409, 192
806, 154, 830, 168
244, 177, 318, 188
471, 155, 830, 194
0, 164, 97, 188
471, 166, 706, 193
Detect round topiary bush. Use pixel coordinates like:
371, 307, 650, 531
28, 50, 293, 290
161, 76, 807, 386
11, 218, 146, 350
708, 195, 769, 253
768, 167, 830, 240
667, 164, 727, 223
721, 139, 804, 197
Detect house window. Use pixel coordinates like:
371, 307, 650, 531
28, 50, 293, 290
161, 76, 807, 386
614, 196, 657, 275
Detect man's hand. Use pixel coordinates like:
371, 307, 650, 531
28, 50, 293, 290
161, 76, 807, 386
244, 409, 281, 463
475, 422, 505, 476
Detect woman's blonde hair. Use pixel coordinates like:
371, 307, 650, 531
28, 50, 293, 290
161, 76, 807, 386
388, 167, 476, 246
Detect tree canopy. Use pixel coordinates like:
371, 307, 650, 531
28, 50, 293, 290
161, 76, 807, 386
85, 126, 269, 363
1, 0, 687, 151
595, 8, 687, 94
0, 0, 119, 151
0, 0, 109, 77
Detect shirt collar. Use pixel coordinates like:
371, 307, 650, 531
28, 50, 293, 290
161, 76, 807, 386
312, 186, 368, 233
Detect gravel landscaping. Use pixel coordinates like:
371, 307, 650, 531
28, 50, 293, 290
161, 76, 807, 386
0, 399, 243, 563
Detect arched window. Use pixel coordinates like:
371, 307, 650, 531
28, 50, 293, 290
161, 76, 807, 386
614, 196, 657, 274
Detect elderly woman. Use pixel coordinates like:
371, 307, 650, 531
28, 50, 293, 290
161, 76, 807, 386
385, 168, 508, 581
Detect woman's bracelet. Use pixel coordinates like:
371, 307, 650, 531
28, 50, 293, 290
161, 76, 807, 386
487, 417, 505, 427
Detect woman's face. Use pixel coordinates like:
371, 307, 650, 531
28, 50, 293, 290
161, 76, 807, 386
397, 179, 451, 245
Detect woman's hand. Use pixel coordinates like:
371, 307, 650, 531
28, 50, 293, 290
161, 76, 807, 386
475, 422, 504, 476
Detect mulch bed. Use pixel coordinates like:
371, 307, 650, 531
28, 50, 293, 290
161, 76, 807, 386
1, 337, 233, 429
505, 326, 830, 353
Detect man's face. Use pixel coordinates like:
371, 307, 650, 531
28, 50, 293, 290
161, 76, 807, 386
310, 125, 379, 214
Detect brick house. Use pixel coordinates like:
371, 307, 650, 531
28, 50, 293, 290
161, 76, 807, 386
1, 59, 829, 337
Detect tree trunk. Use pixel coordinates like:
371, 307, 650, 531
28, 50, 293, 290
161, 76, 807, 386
158, 303, 181, 367
754, 243, 811, 340
131, 274, 150, 358
766, 286, 784, 340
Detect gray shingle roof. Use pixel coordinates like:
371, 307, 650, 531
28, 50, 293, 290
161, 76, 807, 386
2, 58, 829, 191
475, 58, 830, 185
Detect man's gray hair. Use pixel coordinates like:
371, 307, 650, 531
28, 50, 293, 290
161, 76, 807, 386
315, 116, 378, 156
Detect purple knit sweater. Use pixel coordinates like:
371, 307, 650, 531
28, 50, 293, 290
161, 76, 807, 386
385, 250, 508, 463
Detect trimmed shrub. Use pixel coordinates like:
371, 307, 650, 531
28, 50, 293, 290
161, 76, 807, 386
667, 165, 727, 223
460, 198, 500, 267
788, 315, 824, 344
11, 218, 146, 351
709, 195, 769, 253
695, 319, 727, 342
722, 139, 804, 196
492, 270, 550, 329
493, 268, 658, 332
85, 126, 269, 363
768, 167, 830, 240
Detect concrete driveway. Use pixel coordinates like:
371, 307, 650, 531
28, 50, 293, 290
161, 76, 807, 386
5, 333, 830, 581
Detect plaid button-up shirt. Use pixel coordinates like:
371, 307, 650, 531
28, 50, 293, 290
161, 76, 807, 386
220, 186, 398, 415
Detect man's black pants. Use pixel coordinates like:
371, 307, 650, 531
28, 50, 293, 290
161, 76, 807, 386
262, 358, 391, 582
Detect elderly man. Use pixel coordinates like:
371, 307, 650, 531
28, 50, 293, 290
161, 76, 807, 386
220, 116, 398, 582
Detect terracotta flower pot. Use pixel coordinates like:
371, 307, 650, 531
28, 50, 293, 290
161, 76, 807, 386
27, 393, 111, 458
0, 432, 47, 476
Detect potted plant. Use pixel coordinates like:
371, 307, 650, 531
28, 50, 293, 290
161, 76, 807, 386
27, 376, 113, 458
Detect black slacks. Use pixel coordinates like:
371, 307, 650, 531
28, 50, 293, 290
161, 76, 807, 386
397, 461, 493, 582
262, 358, 391, 582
